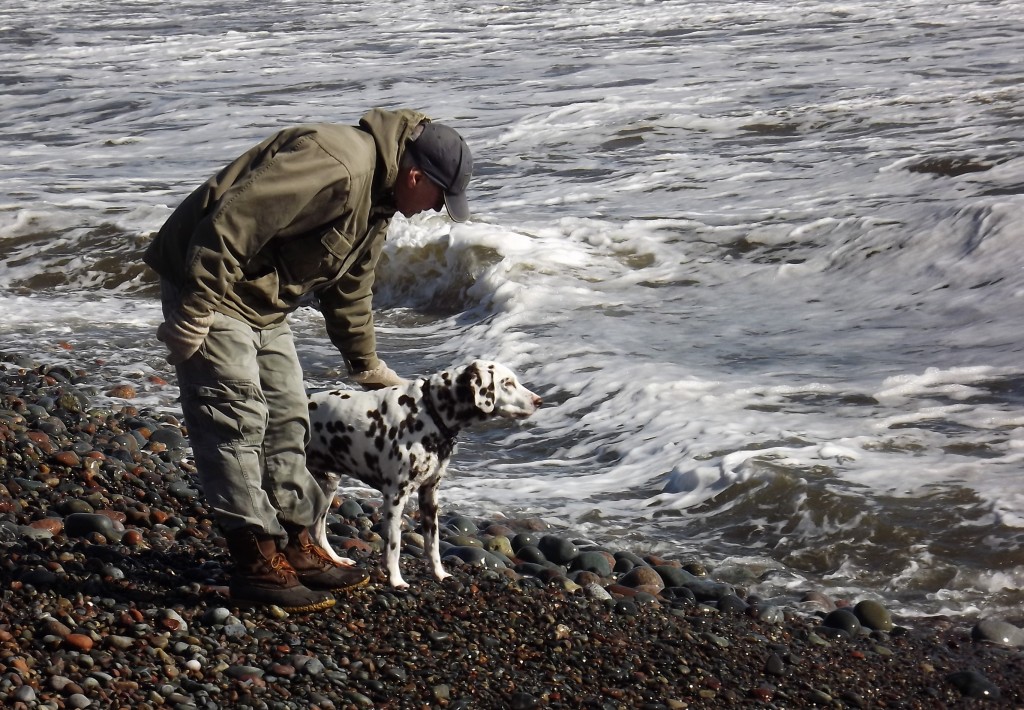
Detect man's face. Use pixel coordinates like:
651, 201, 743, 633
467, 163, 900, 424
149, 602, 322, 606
395, 167, 445, 219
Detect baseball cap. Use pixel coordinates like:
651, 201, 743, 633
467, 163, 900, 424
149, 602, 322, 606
406, 122, 473, 222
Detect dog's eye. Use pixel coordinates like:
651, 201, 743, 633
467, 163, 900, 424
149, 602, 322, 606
501, 378, 514, 389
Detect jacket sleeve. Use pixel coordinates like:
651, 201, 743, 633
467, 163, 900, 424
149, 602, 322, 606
318, 226, 388, 373
179, 135, 349, 320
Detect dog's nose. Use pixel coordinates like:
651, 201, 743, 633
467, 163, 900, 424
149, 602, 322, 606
532, 394, 543, 408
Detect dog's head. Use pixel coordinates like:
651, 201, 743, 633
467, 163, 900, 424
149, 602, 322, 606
452, 360, 542, 420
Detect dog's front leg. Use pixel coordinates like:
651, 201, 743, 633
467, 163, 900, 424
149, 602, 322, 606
311, 508, 358, 568
418, 475, 451, 582
381, 484, 412, 589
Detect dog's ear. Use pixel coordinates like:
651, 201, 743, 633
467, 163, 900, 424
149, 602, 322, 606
456, 360, 497, 414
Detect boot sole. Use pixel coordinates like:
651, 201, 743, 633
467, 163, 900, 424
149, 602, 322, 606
329, 575, 370, 593
232, 596, 337, 614
282, 597, 337, 613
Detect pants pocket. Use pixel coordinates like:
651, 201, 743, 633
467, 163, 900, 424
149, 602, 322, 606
183, 379, 267, 445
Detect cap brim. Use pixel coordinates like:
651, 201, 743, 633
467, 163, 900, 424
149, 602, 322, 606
444, 191, 470, 223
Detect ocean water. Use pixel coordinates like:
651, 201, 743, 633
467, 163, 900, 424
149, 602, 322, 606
2, 0, 1023, 620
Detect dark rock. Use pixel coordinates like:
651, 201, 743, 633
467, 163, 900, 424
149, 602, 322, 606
947, 669, 1001, 699
537, 534, 578, 564
822, 608, 862, 636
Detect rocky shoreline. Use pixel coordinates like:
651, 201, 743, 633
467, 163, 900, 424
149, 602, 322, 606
0, 353, 1022, 709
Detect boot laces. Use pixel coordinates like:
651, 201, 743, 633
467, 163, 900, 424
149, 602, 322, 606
302, 541, 339, 569
268, 552, 299, 581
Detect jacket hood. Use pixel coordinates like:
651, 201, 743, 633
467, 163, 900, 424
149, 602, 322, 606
359, 107, 430, 190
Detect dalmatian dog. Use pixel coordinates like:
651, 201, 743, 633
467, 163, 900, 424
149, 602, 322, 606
305, 359, 542, 589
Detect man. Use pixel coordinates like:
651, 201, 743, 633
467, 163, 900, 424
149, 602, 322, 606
144, 108, 473, 612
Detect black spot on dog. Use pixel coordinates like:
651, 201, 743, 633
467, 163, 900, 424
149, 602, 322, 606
309, 401, 319, 410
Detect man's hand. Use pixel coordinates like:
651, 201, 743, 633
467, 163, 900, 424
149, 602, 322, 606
157, 309, 215, 365
351, 360, 407, 390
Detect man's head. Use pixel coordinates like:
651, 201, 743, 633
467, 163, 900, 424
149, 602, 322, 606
395, 122, 473, 222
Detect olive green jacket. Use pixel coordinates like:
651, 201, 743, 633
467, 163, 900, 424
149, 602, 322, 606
144, 108, 429, 373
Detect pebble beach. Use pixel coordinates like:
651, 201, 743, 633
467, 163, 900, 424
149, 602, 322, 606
1, 352, 1023, 709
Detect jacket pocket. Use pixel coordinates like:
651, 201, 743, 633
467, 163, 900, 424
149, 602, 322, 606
275, 227, 355, 287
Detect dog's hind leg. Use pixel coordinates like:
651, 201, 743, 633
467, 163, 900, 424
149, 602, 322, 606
418, 475, 451, 582
380, 484, 412, 589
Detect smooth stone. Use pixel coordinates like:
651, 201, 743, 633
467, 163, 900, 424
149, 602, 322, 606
537, 535, 579, 565
63, 512, 123, 542
584, 582, 613, 602
618, 565, 665, 591
716, 593, 748, 615
614, 550, 648, 568
167, 481, 199, 499
443, 546, 507, 571
223, 623, 248, 639
754, 604, 786, 625
683, 579, 735, 602
612, 556, 635, 574
147, 427, 188, 449
854, 599, 893, 632
483, 535, 513, 557
947, 669, 1001, 699
20, 567, 58, 588
511, 532, 539, 552
444, 515, 478, 534
654, 565, 697, 588
14, 685, 36, 702
19, 524, 55, 540
68, 693, 91, 709
444, 533, 482, 549
823, 608, 863, 636
201, 607, 232, 626
226, 665, 264, 681
971, 618, 1024, 648
570, 550, 613, 576
514, 545, 546, 564
764, 653, 787, 676
338, 499, 364, 519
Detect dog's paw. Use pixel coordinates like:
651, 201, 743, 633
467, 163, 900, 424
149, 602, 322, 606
390, 578, 410, 590
433, 569, 452, 582
332, 556, 358, 567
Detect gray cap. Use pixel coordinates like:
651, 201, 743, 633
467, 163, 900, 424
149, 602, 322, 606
406, 122, 473, 222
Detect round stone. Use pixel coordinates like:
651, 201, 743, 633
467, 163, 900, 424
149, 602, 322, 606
654, 565, 697, 588
570, 550, 613, 577
63, 512, 123, 542
338, 499, 364, 519
971, 619, 1024, 648
854, 599, 893, 632
511, 532, 539, 552
618, 565, 665, 591
444, 515, 478, 534
537, 535, 579, 565
483, 535, 514, 557
443, 546, 507, 571
822, 608, 862, 636
514, 545, 546, 564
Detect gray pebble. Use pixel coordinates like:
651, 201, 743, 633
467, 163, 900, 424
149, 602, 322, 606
971, 618, 1024, 647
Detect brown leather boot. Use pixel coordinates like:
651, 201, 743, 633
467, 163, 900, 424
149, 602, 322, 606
282, 523, 369, 593
223, 527, 336, 613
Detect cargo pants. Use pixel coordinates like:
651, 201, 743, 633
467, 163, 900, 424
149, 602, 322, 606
161, 282, 328, 539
